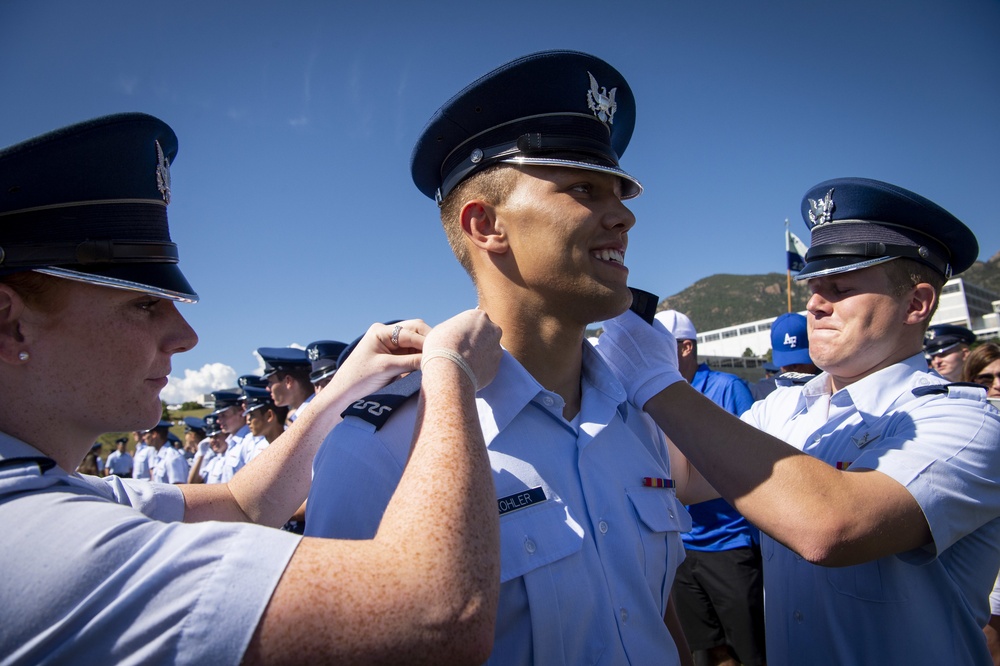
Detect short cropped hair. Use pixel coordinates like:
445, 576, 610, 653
881, 258, 946, 326
439, 165, 519, 278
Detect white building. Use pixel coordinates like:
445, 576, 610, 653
696, 277, 1000, 360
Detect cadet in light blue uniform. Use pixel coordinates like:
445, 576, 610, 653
597, 177, 1000, 665
0, 113, 503, 665
307, 51, 692, 665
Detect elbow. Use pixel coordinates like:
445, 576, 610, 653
780, 516, 858, 567
421, 591, 496, 664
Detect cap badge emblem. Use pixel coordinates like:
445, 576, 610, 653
586, 72, 617, 125
307, 347, 320, 361
808, 188, 835, 226
155, 140, 172, 204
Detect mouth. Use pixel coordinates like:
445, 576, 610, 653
592, 248, 625, 266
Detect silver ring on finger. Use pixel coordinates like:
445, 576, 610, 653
390, 324, 402, 347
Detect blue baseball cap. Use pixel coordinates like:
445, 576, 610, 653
771, 313, 813, 367
797, 177, 978, 281
0, 113, 197, 302
411, 50, 641, 205
241, 386, 275, 416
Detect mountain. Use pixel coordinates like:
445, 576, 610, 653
658, 250, 1000, 333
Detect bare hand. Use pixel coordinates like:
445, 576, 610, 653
422, 309, 502, 390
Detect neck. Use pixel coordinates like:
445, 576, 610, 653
479, 294, 586, 419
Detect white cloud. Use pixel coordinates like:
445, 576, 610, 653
162, 363, 238, 405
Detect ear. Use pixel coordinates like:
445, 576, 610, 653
678, 339, 696, 359
0, 285, 29, 364
461, 200, 508, 255
903, 283, 937, 325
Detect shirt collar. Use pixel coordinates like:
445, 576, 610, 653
797, 352, 942, 424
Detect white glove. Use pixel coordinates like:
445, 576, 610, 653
594, 309, 685, 408
196, 438, 212, 459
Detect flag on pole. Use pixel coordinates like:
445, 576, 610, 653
786, 229, 808, 272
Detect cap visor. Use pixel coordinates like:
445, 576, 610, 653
35, 263, 198, 302
794, 255, 896, 281
501, 156, 642, 199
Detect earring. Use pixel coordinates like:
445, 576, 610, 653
18, 352, 29, 361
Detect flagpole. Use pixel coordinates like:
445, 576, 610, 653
785, 219, 792, 313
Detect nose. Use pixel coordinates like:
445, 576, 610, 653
163, 301, 199, 354
604, 197, 636, 233
806, 290, 829, 317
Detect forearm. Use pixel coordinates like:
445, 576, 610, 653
181, 374, 359, 525
375, 356, 499, 635
245, 352, 499, 665
646, 382, 928, 565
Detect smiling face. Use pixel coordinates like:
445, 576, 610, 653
16, 279, 197, 442
805, 265, 926, 390
489, 165, 636, 324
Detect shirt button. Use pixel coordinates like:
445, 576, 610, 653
599, 520, 609, 534
524, 538, 536, 554
620, 607, 629, 623
542, 396, 554, 407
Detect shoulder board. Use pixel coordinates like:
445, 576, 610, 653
912, 382, 987, 398
775, 371, 816, 386
340, 371, 422, 430
0, 456, 56, 473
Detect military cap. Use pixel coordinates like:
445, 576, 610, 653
307, 340, 348, 384
923, 324, 976, 357
257, 347, 310, 379
238, 374, 267, 391
411, 50, 641, 205
797, 177, 978, 281
0, 113, 197, 302
143, 419, 174, 434
771, 313, 813, 367
203, 413, 222, 437
210, 390, 243, 414
241, 386, 275, 416
182, 416, 206, 434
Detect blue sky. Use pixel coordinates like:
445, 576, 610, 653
3, 0, 998, 403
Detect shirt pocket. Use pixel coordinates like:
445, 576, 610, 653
825, 559, 910, 602
625, 487, 690, 603
499, 500, 584, 584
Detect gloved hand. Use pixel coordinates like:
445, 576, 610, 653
594, 309, 685, 409
196, 437, 212, 460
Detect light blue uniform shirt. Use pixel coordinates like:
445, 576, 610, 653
0, 432, 300, 666
307, 345, 690, 665
743, 353, 1000, 665
131, 442, 153, 481
151, 445, 189, 484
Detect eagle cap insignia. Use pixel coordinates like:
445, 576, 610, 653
155, 140, 171, 204
808, 188, 835, 226
307, 347, 321, 361
586, 72, 617, 125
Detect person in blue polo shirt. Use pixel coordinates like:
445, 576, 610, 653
656, 310, 764, 666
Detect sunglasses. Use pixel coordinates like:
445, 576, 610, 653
973, 373, 1000, 388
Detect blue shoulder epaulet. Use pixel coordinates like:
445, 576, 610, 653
912, 382, 987, 398
775, 371, 816, 387
340, 371, 423, 430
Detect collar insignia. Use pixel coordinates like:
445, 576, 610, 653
155, 140, 172, 204
851, 431, 878, 448
586, 72, 617, 125
808, 188, 835, 226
